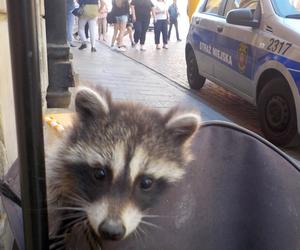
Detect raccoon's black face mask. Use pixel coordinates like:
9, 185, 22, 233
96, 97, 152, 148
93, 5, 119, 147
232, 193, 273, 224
47, 86, 200, 245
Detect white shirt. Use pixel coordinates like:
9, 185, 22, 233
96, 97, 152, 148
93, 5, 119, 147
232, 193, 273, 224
154, 1, 168, 20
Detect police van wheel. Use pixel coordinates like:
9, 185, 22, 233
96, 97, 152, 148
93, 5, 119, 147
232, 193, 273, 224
258, 78, 300, 147
186, 50, 206, 90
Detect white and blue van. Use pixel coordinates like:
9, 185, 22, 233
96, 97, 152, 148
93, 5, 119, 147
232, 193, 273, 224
186, 0, 300, 147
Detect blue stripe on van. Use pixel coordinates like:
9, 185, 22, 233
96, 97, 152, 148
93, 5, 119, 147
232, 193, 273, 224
191, 27, 300, 93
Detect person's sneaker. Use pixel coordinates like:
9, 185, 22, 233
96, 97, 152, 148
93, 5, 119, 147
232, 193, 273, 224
73, 33, 80, 41
78, 44, 87, 50
91, 47, 97, 52
69, 42, 77, 47
163, 45, 168, 49
156, 45, 161, 50
117, 46, 126, 52
140, 45, 146, 51
131, 42, 136, 48
177, 38, 182, 42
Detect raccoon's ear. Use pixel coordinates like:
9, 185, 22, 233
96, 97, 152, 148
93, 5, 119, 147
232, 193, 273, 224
75, 87, 110, 119
165, 111, 200, 143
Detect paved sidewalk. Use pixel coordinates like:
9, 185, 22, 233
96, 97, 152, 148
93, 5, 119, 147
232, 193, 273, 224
70, 42, 228, 123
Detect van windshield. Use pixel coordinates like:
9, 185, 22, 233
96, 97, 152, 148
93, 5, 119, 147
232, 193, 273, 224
272, 0, 300, 18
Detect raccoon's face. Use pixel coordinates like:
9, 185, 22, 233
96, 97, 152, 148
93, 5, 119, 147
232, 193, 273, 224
47, 87, 200, 243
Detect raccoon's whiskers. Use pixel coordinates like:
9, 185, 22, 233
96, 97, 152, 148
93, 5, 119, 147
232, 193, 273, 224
57, 212, 86, 223
61, 216, 87, 231
49, 236, 66, 250
138, 225, 146, 236
55, 206, 86, 212
84, 220, 101, 250
142, 210, 171, 219
66, 192, 89, 206
142, 214, 163, 218
50, 243, 65, 250
139, 220, 163, 230
134, 227, 143, 246
50, 231, 69, 240
50, 234, 65, 240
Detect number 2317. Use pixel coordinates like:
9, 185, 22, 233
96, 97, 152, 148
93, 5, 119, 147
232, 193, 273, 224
267, 39, 292, 55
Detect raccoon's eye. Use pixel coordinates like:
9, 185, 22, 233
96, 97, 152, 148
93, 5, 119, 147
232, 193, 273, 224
94, 168, 107, 180
140, 176, 154, 191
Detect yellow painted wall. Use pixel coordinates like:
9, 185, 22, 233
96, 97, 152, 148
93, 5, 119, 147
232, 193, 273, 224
187, 0, 199, 21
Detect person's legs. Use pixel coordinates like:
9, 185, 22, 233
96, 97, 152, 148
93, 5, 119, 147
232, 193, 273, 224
111, 22, 119, 47
127, 26, 134, 46
85, 23, 89, 39
116, 16, 128, 48
140, 18, 150, 49
154, 20, 161, 48
162, 20, 168, 48
168, 21, 173, 40
102, 17, 108, 41
66, 11, 75, 45
88, 18, 97, 50
174, 19, 180, 41
78, 17, 88, 49
98, 18, 102, 40
73, 17, 80, 40
123, 26, 133, 43
133, 21, 142, 44
66, 0, 76, 46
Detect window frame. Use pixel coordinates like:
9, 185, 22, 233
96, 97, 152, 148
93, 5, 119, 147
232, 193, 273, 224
271, 0, 300, 17
223, 0, 260, 17
198, 0, 229, 18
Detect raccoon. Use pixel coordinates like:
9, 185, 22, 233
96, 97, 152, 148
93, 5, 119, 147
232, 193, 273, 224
47, 86, 200, 249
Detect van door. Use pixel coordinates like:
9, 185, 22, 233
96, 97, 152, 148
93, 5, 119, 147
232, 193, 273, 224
213, 0, 260, 99
191, 0, 227, 78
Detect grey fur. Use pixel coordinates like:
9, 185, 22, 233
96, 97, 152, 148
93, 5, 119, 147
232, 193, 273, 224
47, 86, 200, 249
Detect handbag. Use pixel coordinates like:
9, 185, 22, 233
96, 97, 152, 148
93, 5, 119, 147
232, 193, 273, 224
83, 4, 99, 18
72, 5, 84, 17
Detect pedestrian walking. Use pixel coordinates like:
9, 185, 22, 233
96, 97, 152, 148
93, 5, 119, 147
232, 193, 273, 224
66, 0, 77, 47
78, 0, 99, 52
168, 0, 181, 41
123, 14, 135, 47
110, 0, 130, 51
153, 0, 169, 49
98, 0, 108, 41
130, 0, 154, 51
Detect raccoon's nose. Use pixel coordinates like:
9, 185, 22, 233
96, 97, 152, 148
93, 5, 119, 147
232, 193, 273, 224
99, 219, 125, 241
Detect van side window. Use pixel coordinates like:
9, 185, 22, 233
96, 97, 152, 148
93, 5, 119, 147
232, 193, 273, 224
224, 0, 258, 16
204, 0, 223, 15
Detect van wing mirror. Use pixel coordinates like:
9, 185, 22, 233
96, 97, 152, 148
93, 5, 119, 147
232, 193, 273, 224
226, 8, 260, 28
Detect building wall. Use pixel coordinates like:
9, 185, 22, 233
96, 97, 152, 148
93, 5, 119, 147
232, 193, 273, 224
0, 0, 18, 171
0, 0, 48, 248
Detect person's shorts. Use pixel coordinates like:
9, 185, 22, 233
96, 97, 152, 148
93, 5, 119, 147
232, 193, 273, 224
115, 15, 128, 23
